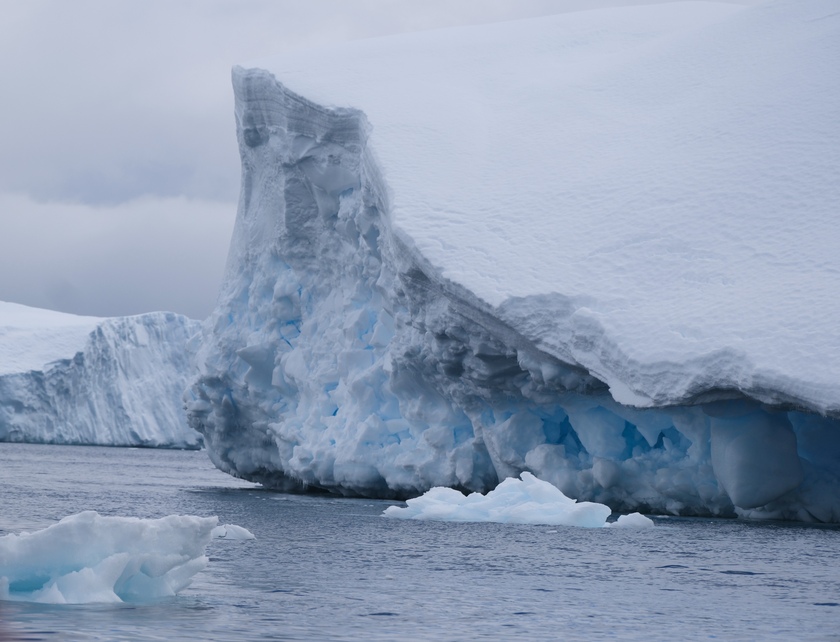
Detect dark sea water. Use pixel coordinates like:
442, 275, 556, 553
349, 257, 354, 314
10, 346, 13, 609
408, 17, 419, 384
1, 443, 839, 641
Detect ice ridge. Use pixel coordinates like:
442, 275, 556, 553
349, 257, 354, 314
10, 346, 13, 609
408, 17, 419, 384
188, 1, 840, 521
0, 302, 202, 448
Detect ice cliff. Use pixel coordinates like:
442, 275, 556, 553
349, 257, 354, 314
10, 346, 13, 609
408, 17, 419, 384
0, 302, 201, 448
187, 0, 840, 521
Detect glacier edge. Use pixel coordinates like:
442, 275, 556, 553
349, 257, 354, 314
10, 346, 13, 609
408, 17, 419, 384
186, 65, 840, 522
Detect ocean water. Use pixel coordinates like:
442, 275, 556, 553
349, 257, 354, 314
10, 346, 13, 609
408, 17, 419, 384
1, 444, 839, 641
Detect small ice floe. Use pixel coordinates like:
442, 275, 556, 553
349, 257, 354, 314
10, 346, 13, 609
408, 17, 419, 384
608, 512, 655, 529
384, 472, 653, 529
211, 524, 256, 540
0, 511, 252, 604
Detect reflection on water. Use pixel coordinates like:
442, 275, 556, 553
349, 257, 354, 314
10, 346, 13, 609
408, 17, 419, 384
0, 604, 20, 642
1, 443, 839, 640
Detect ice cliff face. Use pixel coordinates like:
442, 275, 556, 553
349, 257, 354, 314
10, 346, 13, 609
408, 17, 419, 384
0, 302, 201, 448
188, 0, 840, 521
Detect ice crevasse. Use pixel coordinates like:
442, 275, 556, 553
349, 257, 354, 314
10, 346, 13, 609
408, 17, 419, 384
187, 0, 840, 521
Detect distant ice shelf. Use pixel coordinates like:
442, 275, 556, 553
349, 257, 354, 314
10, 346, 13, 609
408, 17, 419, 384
0, 301, 202, 448
187, 0, 840, 521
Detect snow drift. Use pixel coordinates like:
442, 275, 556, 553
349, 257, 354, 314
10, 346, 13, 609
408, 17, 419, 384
0, 512, 215, 603
187, 0, 840, 521
0, 301, 201, 448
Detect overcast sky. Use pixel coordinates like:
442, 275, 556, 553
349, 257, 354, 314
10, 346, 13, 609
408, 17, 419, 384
0, 0, 758, 319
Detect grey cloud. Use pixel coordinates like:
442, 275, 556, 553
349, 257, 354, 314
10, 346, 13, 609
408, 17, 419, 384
0, 194, 235, 318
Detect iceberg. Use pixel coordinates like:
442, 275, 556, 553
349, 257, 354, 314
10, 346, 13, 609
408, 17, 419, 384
383, 472, 653, 529
0, 301, 202, 448
610, 512, 655, 529
187, 0, 840, 521
211, 524, 256, 540
0, 512, 217, 604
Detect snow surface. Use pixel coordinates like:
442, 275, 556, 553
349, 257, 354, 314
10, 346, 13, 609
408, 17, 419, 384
0, 302, 202, 448
0, 301, 101, 376
249, 0, 840, 415
188, 0, 840, 522
0, 512, 217, 604
384, 472, 652, 529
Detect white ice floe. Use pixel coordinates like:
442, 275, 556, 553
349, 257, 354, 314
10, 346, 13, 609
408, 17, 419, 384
383, 473, 651, 529
211, 524, 256, 540
187, 0, 840, 522
609, 513, 655, 529
0, 301, 202, 448
0, 512, 224, 604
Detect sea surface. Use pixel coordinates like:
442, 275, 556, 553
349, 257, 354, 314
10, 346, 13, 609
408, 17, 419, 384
1, 443, 839, 641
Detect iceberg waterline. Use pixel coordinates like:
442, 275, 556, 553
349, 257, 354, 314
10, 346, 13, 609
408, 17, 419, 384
185, 0, 840, 521
0, 302, 202, 448
0, 512, 252, 604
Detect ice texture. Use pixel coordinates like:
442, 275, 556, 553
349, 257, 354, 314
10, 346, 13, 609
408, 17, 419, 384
0, 512, 217, 604
0, 301, 202, 448
188, 0, 840, 521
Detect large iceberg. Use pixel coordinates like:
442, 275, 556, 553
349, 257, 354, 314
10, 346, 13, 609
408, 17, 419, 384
187, 1, 840, 521
0, 301, 202, 448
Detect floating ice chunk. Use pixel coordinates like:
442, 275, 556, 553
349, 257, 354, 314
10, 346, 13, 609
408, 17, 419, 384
609, 513, 655, 529
383, 472, 614, 528
0, 511, 222, 604
211, 524, 256, 540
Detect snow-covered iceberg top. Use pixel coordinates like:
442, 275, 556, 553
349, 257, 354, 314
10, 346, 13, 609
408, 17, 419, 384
0, 301, 202, 448
0, 512, 251, 604
384, 472, 653, 529
188, 0, 840, 523
0, 301, 102, 376
245, 0, 840, 415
